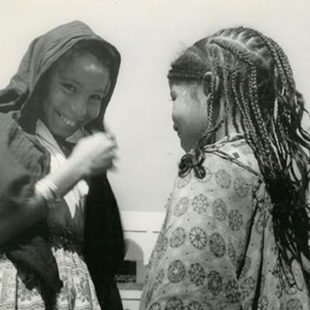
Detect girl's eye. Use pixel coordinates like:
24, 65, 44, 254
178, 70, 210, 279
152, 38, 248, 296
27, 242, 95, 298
63, 83, 76, 93
90, 94, 103, 101
170, 91, 177, 101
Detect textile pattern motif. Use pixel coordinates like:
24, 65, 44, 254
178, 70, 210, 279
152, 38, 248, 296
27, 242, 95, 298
0, 248, 100, 310
140, 137, 310, 310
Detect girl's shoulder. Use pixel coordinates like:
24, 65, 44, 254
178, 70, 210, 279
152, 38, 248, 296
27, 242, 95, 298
0, 112, 20, 142
0, 112, 47, 175
204, 136, 261, 178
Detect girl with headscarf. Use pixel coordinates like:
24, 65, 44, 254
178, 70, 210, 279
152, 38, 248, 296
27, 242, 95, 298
0, 21, 124, 310
140, 27, 310, 309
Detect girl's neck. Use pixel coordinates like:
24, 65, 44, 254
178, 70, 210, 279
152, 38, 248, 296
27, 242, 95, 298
214, 116, 242, 142
212, 97, 243, 142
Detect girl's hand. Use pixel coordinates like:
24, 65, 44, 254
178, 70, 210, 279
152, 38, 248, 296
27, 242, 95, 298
69, 132, 117, 177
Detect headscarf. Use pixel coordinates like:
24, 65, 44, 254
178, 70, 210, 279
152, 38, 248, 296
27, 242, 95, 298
0, 20, 121, 133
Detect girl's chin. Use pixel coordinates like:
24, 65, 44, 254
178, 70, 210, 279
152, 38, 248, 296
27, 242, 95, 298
180, 140, 195, 153
41, 116, 80, 138
180, 141, 189, 153
50, 126, 77, 138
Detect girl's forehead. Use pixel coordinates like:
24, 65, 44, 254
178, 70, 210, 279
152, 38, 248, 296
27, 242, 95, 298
170, 81, 199, 93
59, 52, 108, 71
51, 53, 110, 83
48, 53, 111, 94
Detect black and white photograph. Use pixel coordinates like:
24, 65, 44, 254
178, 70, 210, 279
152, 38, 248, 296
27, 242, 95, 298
1, 0, 310, 309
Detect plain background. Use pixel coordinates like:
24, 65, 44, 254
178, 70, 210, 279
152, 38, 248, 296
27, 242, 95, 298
0, 0, 309, 212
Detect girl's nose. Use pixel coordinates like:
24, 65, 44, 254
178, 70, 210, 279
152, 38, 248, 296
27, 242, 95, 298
69, 96, 87, 120
171, 108, 178, 125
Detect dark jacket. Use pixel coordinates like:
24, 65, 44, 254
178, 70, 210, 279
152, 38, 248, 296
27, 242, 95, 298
0, 21, 124, 309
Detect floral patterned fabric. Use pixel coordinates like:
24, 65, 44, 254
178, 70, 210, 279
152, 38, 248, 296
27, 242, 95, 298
0, 248, 100, 310
140, 136, 310, 310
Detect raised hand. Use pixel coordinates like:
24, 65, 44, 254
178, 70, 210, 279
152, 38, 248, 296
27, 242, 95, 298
69, 132, 118, 177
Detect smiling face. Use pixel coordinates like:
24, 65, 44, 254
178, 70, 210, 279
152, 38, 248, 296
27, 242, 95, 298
40, 52, 110, 138
170, 82, 209, 152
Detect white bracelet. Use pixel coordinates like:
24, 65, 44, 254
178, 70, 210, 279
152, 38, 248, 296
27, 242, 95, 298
35, 179, 60, 201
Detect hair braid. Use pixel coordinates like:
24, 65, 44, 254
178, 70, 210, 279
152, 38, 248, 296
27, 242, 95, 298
239, 78, 271, 169
231, 71, 252, 139
206, 63, 216, 129
261, 33, 295, 92
209, 37, 255, 67
222, 63, 231, 137
248, 67, 282, 174
238, 29, 310, 269
209, 37, 271, 163
251, 31, 290, 91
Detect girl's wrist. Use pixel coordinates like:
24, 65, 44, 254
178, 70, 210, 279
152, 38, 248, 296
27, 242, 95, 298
38, 157, 89, 200
35, 179, 60, 202
66, 156, 91, 179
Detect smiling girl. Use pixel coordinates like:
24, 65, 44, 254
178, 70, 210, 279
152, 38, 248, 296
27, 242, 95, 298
0, 21, 124, 310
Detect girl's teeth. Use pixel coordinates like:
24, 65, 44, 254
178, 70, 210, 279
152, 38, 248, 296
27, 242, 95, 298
59, 114, 76, 127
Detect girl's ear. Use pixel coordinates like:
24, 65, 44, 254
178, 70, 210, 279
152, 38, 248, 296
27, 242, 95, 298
202, 72, 220, 97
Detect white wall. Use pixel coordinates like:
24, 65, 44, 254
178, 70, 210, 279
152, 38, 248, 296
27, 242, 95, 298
1, 0, 309, 212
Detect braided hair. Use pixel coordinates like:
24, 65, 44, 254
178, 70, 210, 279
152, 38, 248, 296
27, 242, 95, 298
168, 26, 310, 275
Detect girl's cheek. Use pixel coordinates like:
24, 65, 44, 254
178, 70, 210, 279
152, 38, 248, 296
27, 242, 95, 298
53, 92, 68, 109
89, 104, 102, 120
89, 109, 100, 121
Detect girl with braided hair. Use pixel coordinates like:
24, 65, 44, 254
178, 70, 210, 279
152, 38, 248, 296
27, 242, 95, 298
140, 27, 310, 309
